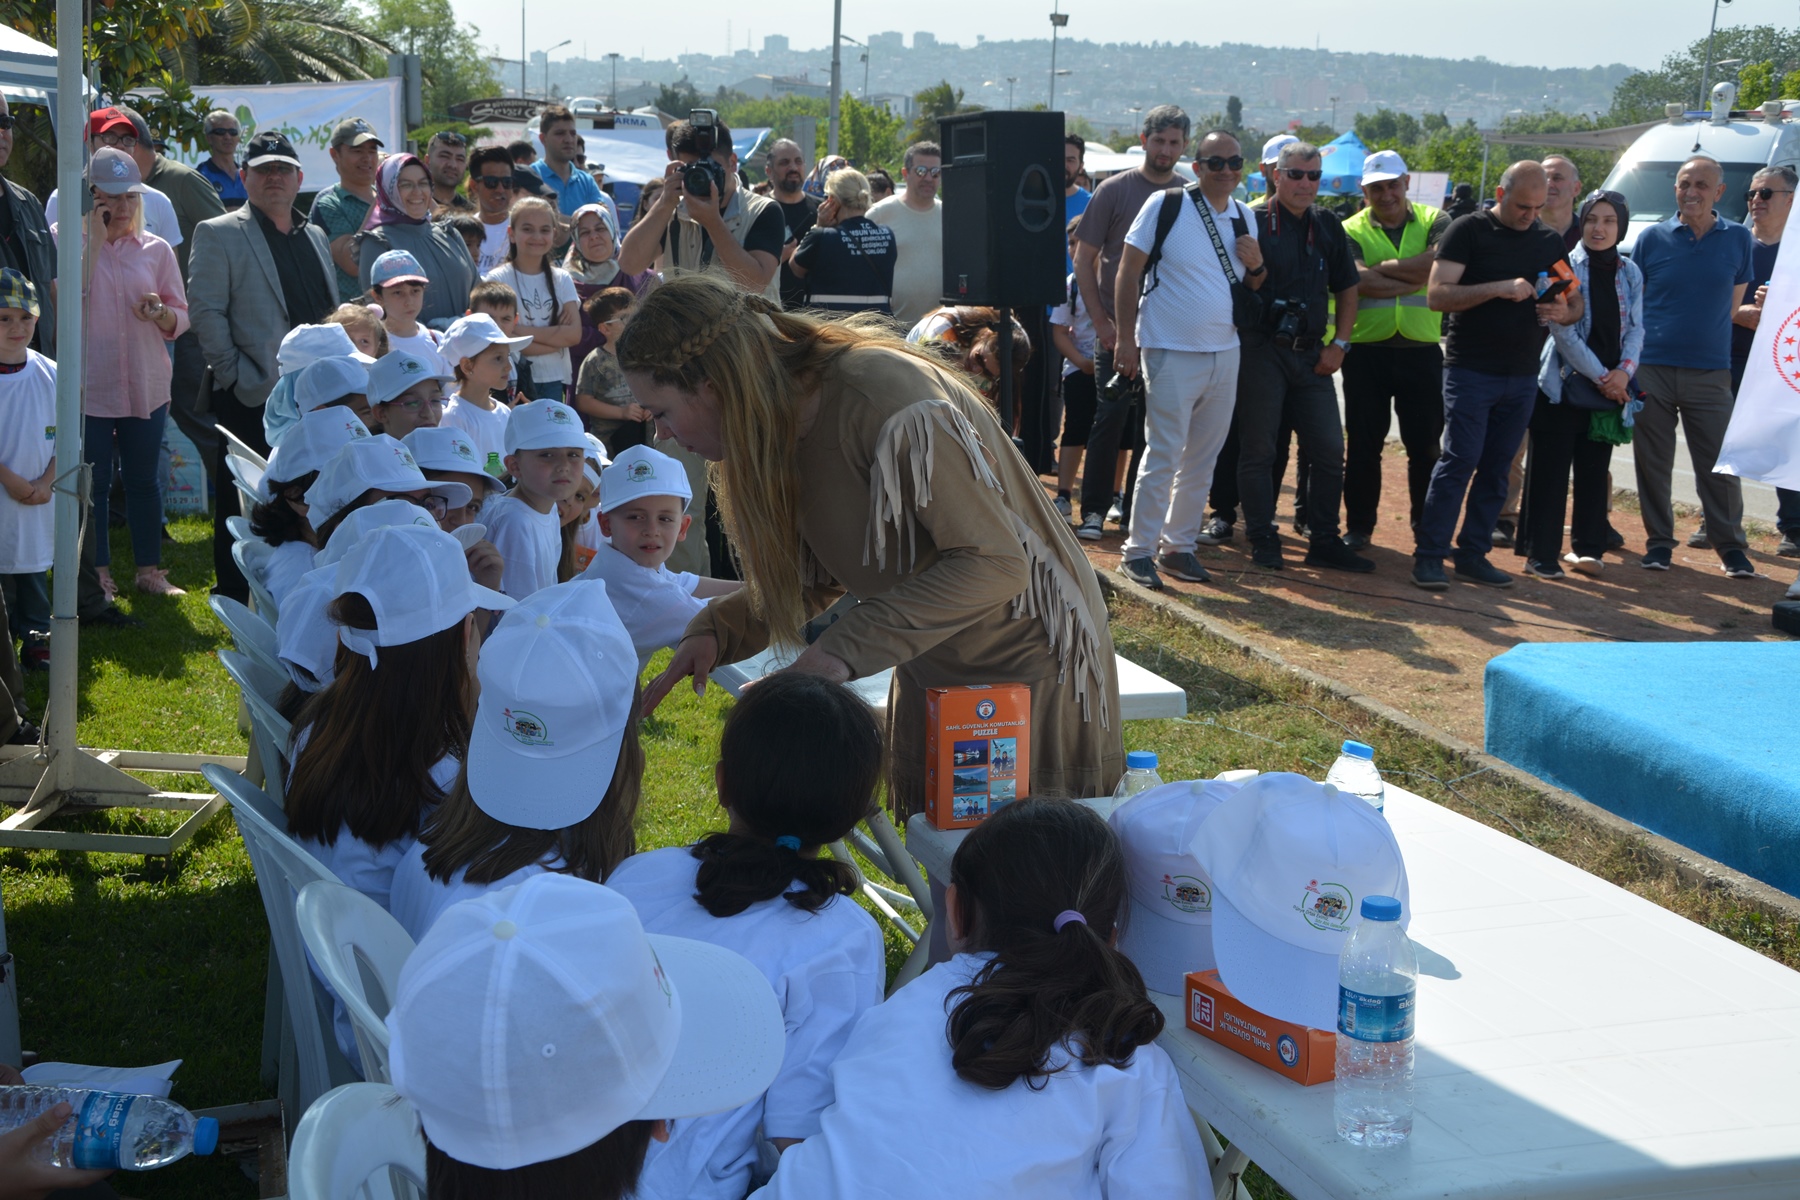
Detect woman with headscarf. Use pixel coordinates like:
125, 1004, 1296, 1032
356, 153, 476, 329
563, 202, 656, 383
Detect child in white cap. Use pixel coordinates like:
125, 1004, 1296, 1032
290, 355, 375, 431
303, 435, 471, 545
558, 457, 604, 573
482, 398, 587, 600
0, 271, 55, 668
580, 444, 741, 671
367, 348, 452, 440
261, 321, 373, 447
403, 426, 506, 533
247, 406, 369, 606
386, 873, 785, 1198
751, 798, 1208, 1198
608, 674, 885, 1200
388, 578, 644, 940
439, 312, 532, 479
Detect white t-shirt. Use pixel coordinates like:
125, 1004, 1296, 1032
0, 352, 57, 574
578, 540, 703, 671
478, 218, 511, 275
440, 392, 511, 477
482, 493, 561, 600
47, 185, 182, 248
867, 196, 943, 325
609, 846, 884, 1200
1049, 275, 1097, 380
483, 263, 579, 384
384, 328, 451, 384
750, 953, 1208, 1199
263, 539, 316, 609
1122, 190, 1257, 353
387, 842, 556, 942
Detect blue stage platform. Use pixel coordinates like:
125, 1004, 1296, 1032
1485, 642, 1800, 897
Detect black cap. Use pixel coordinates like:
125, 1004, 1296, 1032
244, 131, 302, 169
511, 168, 547, 197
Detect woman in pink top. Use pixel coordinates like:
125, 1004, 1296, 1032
79, 148, 190, 597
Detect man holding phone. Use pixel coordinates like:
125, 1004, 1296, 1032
1413, 160, 1580, 591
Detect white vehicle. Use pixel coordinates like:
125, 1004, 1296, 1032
1602, 82, 1800, 254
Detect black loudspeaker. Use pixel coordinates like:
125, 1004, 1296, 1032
940, 112, 1067, 308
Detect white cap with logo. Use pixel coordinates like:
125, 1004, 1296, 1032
293, 357, 372, 415
1261, 134, 1300, 165
304, 436, 470, 527
504, 398, 589, 455
368, 349, 454, 408
404, 426, 508, 493
263, 406, 370, 492
386, 873, 785, 1170
331, 524, 514, 665
1191, 772, 1410, 1030
440, 312, 534, 365
278, 324, 374, 376
1361, 150, 1409, 186
599, 444, 692, 512
1109, 777, 1243, 995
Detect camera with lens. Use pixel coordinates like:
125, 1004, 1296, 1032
1266, 297, 1305, 349
682, 108, 724, 199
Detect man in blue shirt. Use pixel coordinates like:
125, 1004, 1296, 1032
531, 104, 604, 218
1631, 155, 1757, 578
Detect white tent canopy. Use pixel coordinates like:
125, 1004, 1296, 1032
0, 25, 81, 120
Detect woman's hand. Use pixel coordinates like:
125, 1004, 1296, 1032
0, 1091, 114, 1200
131, 293, 173, 332
1597, 369, 1630, 403
775, 641, 851, 685
643, 634, 719, 715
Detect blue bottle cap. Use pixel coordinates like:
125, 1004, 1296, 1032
1126, 750, 1158, 770
194, 1116, 220, 1156
1341, 740, 1374, 759
1361, 895, 1402, 922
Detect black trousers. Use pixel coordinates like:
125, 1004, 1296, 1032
1340, 341, 1443, 535
1518, 392, 1613, 563
1207, 410, 1308, 527
1078, 346, 1146, 519
212, 390, 271, 602
1235, 338, 1343, 543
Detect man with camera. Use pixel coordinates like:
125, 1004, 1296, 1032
620, 111, 783, 303
1236, 141, 1368, 572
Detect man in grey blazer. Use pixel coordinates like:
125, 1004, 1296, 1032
187, 131, 337, 601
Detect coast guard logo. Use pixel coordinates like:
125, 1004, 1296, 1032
975, 699, 996, 720
625, 459, 656, 483
1161, 873, 1211, 914
1277, 1034, 1299, 1067
1296, 880, 1352, 932
502, 708, 552, 746
1191, 991, 1215, 1031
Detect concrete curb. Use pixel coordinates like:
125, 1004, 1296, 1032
1099, 571, 1800, 926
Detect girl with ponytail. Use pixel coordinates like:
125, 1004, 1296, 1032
750, 798, 1208, 1198
607, 673, 886, 1200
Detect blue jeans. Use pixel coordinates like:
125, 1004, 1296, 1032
1414, 367, 1536, 562
0, 573, 48, 641
85, 407, 168, 570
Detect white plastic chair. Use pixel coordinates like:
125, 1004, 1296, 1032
232, 537, 282, 622
296, 880, 415, 1085
218, 649, 294, 806
224, 450, 266, 519
219, 422, 269, 470
210, 595, 284, 681
203, 763, 360, 1131
226, 514, 257, 545
289, 1083, 425, 1200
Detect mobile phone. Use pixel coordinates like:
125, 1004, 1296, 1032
1537, 278, 1571, 301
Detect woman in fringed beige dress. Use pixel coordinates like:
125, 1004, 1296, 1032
628, 272, 1122, 817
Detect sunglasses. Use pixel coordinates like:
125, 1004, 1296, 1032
910, 166, 941, 178
1200, 155, 1245, 172
207, 127, 241, 138
474, 175, 516, 190
0, 115, 14, 131
1283, 169, 1324, 181
433, 132, 468, 147
1747, 187, 1795, 201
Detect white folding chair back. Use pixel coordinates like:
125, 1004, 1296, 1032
203, 764, 360, 1133
210, 595, 283, 680
289, 1083, 426, 1200
225, 453, 265, 518
232, 537, 282, 622
296, 880, 415, 1085
220, 423, 269, 471
226, 514, 256, 544
218, 649, 295, 805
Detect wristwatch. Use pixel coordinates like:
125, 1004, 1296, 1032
1331, 338, 1351, 352
1246, 264, 1267, 277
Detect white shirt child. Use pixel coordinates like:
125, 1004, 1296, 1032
386, 844, 559, 943
609, 845, 885, 1200
384, 327, 447, 375
0, 351, 57, 574
440, 394, 511, 478
480, 493, 562, 600
578, 540, 704, 671
263, 539, 316, 609
749, 952, 1209, 1199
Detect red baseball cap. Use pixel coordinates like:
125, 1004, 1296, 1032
88, 108, 135, 139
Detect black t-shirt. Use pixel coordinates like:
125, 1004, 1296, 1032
1731, 237, 1780, 370
252, 205, 334, 328
1437, 210, 1571, 375
1254, 203, 1359, 343
662, 198, 787, 272
792, 215, 897, 313
778, 193, 821, 309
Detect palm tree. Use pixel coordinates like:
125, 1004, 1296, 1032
162, 0, 390, 87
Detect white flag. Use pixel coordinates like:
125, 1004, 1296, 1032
1717, 200, 1800, 489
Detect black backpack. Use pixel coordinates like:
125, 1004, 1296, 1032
1141, 182, 1249, 299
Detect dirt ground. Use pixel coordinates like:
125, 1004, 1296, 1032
1059, 443, 1792, 745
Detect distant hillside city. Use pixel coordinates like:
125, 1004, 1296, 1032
522, 34, 1634, 137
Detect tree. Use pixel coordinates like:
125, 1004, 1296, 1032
1738, 61, 1777, 109
166, 0, 387, 90
908, 81, 982, 147
366, 0, 498, 122
1226, 95, 1243, 133
1494, 111, 1618, 191
712, 94, 906, 172
655, 78, 702, 115
1610, 25, 1800, 123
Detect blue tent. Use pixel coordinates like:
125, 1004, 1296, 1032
1317, 131, 1370, 195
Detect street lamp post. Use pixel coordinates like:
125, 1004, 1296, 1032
1049, 0, 1069, 109
862, 52, 870, 98
607, 51, 621, 110
1330, 94, 1340, 129
828, 0, 843, 156
545, 38, 570, 101
1007, 76, 1018, 108
1699, 0, 1736, 109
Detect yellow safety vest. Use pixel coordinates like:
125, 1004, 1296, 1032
1344, 202, 1443, 344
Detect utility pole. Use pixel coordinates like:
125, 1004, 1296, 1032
1049, 0, 1069, 109
827, 0, 843, 156
545, 39, 570, 102
519, 3, 526, 98
1007, 76, 1018, 108
608, 51, 621, 109
1700, 0, 1734, 109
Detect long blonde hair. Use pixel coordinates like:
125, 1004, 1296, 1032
615, 271, 957, 647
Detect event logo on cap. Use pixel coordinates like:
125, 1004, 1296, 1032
652, 950, 672, 1002
1163, 873, 1211, 914
1297, 879, 1353, 931
625, 459, 656, 483
393, 445, 418, 469
547, 405, 575, 427
503, 708, 552, 746
449, 438, 477, 463
975, 699, 996, 720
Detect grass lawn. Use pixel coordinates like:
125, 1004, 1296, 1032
4, 517, 1796, 1198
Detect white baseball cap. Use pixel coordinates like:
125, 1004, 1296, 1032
277, 323, 374, 376
276, 564, 339, 691
1361, 150, 1409, 185
600, 444, 692, 513
332, 524, 514, 666
313, 497, 441, 570
404, 427, 508, 493
504, 398, 588, 455
294, 357, 371, 414
1109, 777, 1243, 995
305, 436, 470, 527
1261, 134, 1299, 165
386, 873, 784, 1170
584, 432, 613, 468
466, 580, 637, 830
1191, 772, 1410, 1030
440, 312, 533, 365
368, 349, 455, 408
263, 406, 370, 492
581, 460, 601, 491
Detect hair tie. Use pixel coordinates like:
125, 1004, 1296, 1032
774, 835, 802, 851
1052, 909, 1086, 933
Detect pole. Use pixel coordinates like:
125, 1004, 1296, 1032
863, 53, 870, 99
609, 52, 620, 109
828, 0, 842, 157
1007, 77, 1017, 108
50, 0, 84, 801
520, 1, 526, 98
1049, 4, 1059, 109
1700, 0, 1723, 109
1479, 139, 1492, 197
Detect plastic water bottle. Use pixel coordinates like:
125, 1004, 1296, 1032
1334, 896, 1417, 1147
1325, 740, 1384, 811
0, 1087, 219, 1170
1534, 270, 1550, 297
1110, 751, 1164, 806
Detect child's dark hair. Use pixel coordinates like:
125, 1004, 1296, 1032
945, 798, 1163, 1091
444, 211, 484, 250
426, 1120, 655, 1200
689, 674, 881, 919
248, 471, 318, 546
469, 280, 519, 315
581, 285, 635, 329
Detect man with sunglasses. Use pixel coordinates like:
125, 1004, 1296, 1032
312, 117, 383, 300
1729, 166, 1800, 558
468, 145, 519, 274
0, 96, 56, 358
197, 110, 247, 208
1235, 141, 1369, 572
868, 141, 943, 323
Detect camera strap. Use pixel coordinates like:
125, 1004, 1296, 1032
1194, 188, 1242, 286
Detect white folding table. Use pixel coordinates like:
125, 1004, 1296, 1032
908, 784, 1800, 1200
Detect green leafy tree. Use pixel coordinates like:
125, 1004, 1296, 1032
1738, 61, 1777, 109
1493, 111, 1618, 192
1610, 25, 1800, 123
166, 0, 387, 89
655, 79, 703, 115
366, 0, 498, 121
1226, 95, 1243, 133
1357, 112, 1487, 190
712, 94, 905, 172
908, 81, 983, 147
